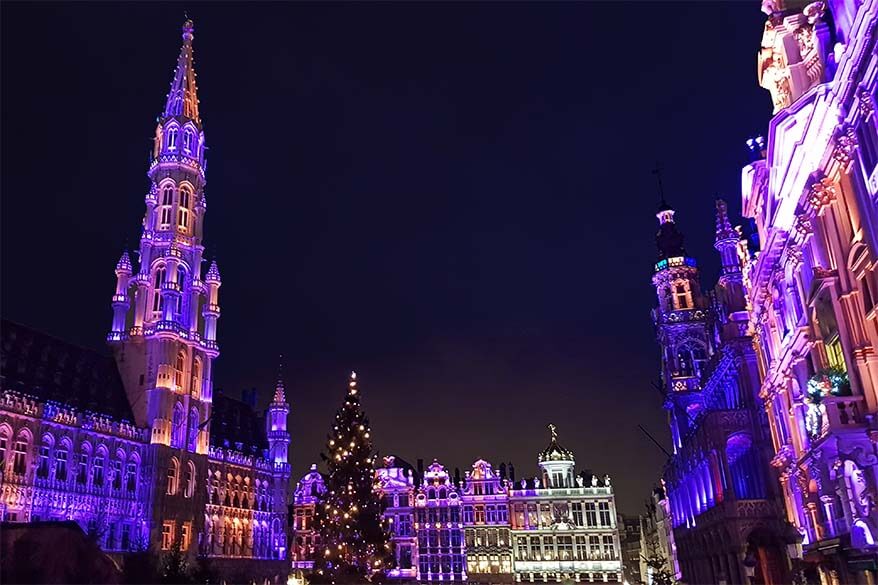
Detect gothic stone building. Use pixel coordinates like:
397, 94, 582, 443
651, 198, 792, 584
0, 20, 292, 577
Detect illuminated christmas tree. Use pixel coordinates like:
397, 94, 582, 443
311, 372, 391, 583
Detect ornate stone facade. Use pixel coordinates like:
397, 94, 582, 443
743, 0, 878, 581
651, 198, 792, 584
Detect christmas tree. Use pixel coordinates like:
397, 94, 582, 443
311, 372, 391, 583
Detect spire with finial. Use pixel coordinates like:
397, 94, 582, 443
115, 250, 133, 273
205, 259, 221, 283
163, 19, 200, 125
714, 198, 737, 243
273, 354, 287, 404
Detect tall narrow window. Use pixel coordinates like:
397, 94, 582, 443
167, 128, 178, 151
55, 447, 68, 481
183, 131, 193, 154
126, 461, 137, 493
826, 336, 846, 372
0, 433, 8, 469
37, 444, 50, 479
12, 439, 27, 475
77, 448, 89, 484
178, 189, 190, 232
167, 458, 179, 495
184, 461, 196, 498
674, 282, 691, 309
160, 187, 173, 227
112, 459, 123, 490
93, 454, 105, 487
172, 402, 185, 447
174, 353, 185, 392
188, 408, 199, 452
162, 522, 174, 550
152, 268, 166, 316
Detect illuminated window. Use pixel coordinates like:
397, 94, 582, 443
188, 408, 199, 452
602, 535, 615, 559
167, 458, 179, 495
184, 461, 196, 497
178, 188, 190, 231
588, 535, 600, 559
162, 522, 174, 550
585, 503, 597, 526
37, 444, 50, 479
12, 439, 27, 475
558, 535, 573, 560
826, 336, 846, 372
0, 432, 8, 470
575, 535, 587, 560
112, 459, 122, 490
598, 502, 612, 526
183, 130, 193, 154
54, 446, 68, 481
167, 128, 178, 151
174, 352, 185, 391
92, 454, 104, 486
152, 268, 166, 316
126, 461, 137, 492
674, 281, 691, 309
181, 522, 191, 551
160, 186, 173, 227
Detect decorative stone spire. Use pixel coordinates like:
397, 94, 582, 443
115, 250, 133, 273
714, 199, 737, 244
205, 260, 221, 283
163, 19, 200, 125
273, 355, 287, 404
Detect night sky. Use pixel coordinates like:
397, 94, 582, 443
1, 2, 771, 513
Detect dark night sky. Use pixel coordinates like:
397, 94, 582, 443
1, 2, 770, 513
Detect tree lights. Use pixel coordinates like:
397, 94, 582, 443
310, 372, 392, 583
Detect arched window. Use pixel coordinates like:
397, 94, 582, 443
55, 439, 70, 481
191, 358, 201, 399
93, 448, 106, 487
37, 434, 53, 479
112, 451, 124, 490
174, 352, 186, 392
188, 407, 199, 452
152, 267, 166, 316
167, 127, 178, 150
160, 186, 174, 227
76, 442, 91, 484
177, 188, 191, 232
0, 426, 11, 473
172, 402, 185, 447
183, 130, 193, 153
185, 460, 196, 498
167, 457, 180, 495
12, 431, 30, 476
126, 456, 138, 493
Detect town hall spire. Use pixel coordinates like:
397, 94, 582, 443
163, 19, 200, 126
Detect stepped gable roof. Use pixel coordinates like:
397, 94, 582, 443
0, 319, 134, 421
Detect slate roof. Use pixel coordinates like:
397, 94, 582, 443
0, 319, 134, 421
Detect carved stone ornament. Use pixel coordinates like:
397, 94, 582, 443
860, 88, 875, 119
832, 126, 858, 167
805, 177, 836, 214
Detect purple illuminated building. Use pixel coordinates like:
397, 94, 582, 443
0, 20, 291, 578
651, 197, 792, 583
296, 425, 622, 583
744, 0, 878, 581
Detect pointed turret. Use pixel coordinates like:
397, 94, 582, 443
267, 355, 291, 465
714, 199, 741, 275
163, 20, 200, 125
205, 260, 221, 283
115, 250, 133, 273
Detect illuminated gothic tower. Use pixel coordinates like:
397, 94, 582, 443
651, 200, 711, 453
267, 374, 290, 465
107, 19, 216, 551
109, 19, 217, 446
